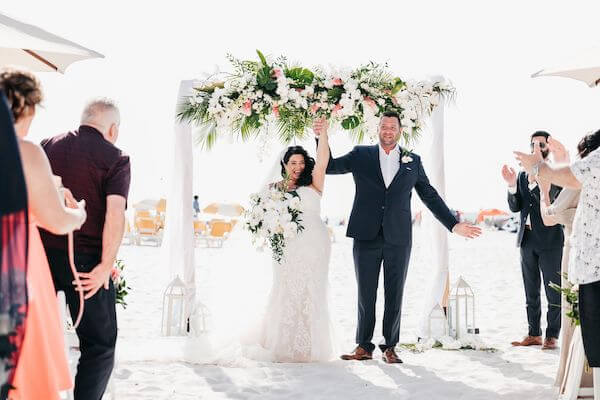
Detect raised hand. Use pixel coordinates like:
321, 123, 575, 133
501, 165, 517, 187
514, 149, 543, 175
312, 117, 328, 137
548, 137, 570, 164
452, 222, 482, 239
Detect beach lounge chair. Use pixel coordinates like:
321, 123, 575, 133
134, 216, 163, 246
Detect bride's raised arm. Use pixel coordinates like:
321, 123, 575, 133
312, 118, 330, 193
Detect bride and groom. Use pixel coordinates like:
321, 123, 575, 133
256, 111, 481, 364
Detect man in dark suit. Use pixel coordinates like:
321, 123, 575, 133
313, 111, 481, 364
502, 131, 563, 350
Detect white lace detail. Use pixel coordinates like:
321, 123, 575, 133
256, 186, 335, 362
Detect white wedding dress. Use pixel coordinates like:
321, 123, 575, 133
247, 185, 336, 362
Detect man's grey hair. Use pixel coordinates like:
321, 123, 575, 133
80, 97, 120, 125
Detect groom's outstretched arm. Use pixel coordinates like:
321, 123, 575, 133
315, 138, 356, 175
414, 156, 458, 232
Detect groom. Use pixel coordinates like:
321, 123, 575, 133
314, 111, 481, 363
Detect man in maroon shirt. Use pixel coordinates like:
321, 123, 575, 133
40, 98, 129, 400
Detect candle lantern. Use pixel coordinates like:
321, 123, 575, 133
447, 276, 478, 339
426, 303, 449, 339
161, 275, 187, 336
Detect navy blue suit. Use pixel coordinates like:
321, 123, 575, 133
326, 144, 458, 351
508, 171, 563, 338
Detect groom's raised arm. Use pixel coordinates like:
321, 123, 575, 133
315, 138, 357, 175
413, 156, 458, 232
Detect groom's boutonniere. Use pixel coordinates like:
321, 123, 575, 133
400, 148, 413, 164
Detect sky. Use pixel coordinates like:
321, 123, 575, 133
5, 0, 600, 218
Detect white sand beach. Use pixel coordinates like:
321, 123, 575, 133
110, 227, 559, 399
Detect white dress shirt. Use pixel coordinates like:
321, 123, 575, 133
379, 144, 400, 188
508, 179, 537, 226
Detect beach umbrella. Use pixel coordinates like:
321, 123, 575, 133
532, 47, 600, 87
133, 199, 160, 210
0, 12, 103, 73
202, 203, 244, 217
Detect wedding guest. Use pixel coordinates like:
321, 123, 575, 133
39, 98, 130, 400
515, 129, 600, 393
193, 195, 200, 216
538, 135, 600, 393
502, 131, 563, 350
0, 69, 86, 400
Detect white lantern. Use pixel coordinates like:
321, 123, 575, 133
426, 303, 448, 339
188, 301, 211, 336
161, 275, 187, 336
447, 276, 478, 339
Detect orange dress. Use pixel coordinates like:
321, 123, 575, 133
9, 222, 72, 399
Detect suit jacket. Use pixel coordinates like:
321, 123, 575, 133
326, 144, 457, 246
508, 171, 564, 249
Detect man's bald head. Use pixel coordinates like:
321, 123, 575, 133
81, 98, 121, 144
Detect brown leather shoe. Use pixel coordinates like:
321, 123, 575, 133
542, 337, 558, 350
511, 335, 542, 346
382, 348, 403, 364
341, 346, 372, 361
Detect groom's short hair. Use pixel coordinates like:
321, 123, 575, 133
381, 111, 401, 127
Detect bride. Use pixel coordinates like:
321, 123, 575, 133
249, 118, 336, 362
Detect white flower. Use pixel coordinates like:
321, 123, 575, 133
401, 118, 414, 129
401, 155, 413, 163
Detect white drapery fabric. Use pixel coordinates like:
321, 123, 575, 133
163, 80, 196, 320
418, 76, 450, 336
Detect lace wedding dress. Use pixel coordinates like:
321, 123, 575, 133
248, 185, 336, 362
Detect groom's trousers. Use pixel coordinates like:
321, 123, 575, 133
352, 230, 411, 352
45, 249, 117, 400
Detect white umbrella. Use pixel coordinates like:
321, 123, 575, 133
0, 12, 103, 73
532, 46, 600, 87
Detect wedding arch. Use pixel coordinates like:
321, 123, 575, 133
164, 51, 454, 335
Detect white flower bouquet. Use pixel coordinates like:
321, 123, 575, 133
178, 50, 454, 149
245, 184, 304, 263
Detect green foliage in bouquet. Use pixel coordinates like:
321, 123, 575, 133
113, 259, 131, 309
549, 273, 579, 326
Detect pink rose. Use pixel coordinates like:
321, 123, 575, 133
272, 68, 282, 78
273, 105, 280, 118
363, 96, 377, 109
332, 78, 343, 86
111, 267, 120, 281
310, 103, 320, 115
332, 103, 342, 115
242, 100, 252, 116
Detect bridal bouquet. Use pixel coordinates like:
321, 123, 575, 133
178, 50, 454, 149
112, 259, 131, 309
245, 184, 304, 263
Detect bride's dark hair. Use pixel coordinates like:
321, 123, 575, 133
280, 146, 315, 187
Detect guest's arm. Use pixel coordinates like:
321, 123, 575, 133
77, 156, 130, 299
514, 151, 581, 189
538, 181, 560, 227
503, 165, 522, 212
77, 195, 126, 299
18, 140, 86, 234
